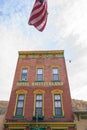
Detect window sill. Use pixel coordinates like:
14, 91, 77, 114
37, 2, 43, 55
19, 80, 28, 82
13, 115, 24, 118
52, 80, 61, 82
32, 115, 44, 120
53, 115, 64, 118
35, 80, 44, 82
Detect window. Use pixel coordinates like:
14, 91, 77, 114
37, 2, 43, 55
35, 94, 42, 116
15, 94, 25, 116
81, 115, 87, 119
51, 89, 64, 118
37, 68, 43, 81
33, 90, 45, 119
54, 94, 62, 116
21, 68, 28, 81
52, 68, 59, 81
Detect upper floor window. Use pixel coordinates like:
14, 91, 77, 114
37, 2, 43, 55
54, 94, 62, 116
52, 68, 59, 81
15, 94, 25, 116
37, 68, 43, 81
21, 68, 28, 81
36, 94, 43, 116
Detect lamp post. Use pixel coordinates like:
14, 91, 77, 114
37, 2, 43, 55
36, 112, 39, 130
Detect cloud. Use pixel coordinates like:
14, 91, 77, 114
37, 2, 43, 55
52, 0, 87, 100
0, 25, 46, 100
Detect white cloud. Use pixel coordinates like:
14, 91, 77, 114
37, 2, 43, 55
51, 0, 87, 100
0, 25, 45, 100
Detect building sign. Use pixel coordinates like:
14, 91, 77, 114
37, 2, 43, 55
16, 81, 29, 86
16, 81, 63, 87
31, 81, 63, 86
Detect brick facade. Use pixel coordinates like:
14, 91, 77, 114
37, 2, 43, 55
4, 50, 76, 130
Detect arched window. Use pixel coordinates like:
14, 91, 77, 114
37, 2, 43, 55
14, 90, 27, 117
51, 89, 64, 117
33, 90, 45, 119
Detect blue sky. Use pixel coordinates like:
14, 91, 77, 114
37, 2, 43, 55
0, 0, 87, 101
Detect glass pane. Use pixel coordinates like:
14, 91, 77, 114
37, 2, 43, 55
36, 108, 42, 116
36, 102, 42, 107
36, 95, 42, 100
53, 68, 58, 74
55, 108, 62, 116
53, 74, 58, 80
21, 74, 27, 80
17, 101, 24, 107
22, 68, 28, 73
37, 74, 43, 81
55, 101, 61, 107
54, 94, 60, 100
16, 108, 23, 116
37, 69, 43, 74
21, 68, 28, 80
18, 95, 24, 100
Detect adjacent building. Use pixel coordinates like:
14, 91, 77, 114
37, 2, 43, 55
4, 50, 76, 130
74, 110, 87, 130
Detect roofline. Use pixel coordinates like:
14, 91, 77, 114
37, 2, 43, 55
74, 110, 87, 114
18, 50, 64, 55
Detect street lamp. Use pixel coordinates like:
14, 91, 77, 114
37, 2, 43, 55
36, 111, 39, 130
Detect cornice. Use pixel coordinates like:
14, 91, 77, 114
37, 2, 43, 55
18, 50, 64, 59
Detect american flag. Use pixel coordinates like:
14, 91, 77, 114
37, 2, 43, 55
28, 0, 48, 32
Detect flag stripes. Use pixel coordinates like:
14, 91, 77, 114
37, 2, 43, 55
28, 0, 48, 32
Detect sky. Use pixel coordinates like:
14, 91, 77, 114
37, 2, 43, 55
0, 0, 87, 101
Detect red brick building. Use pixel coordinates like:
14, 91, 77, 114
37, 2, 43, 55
4, 50, 76, 130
